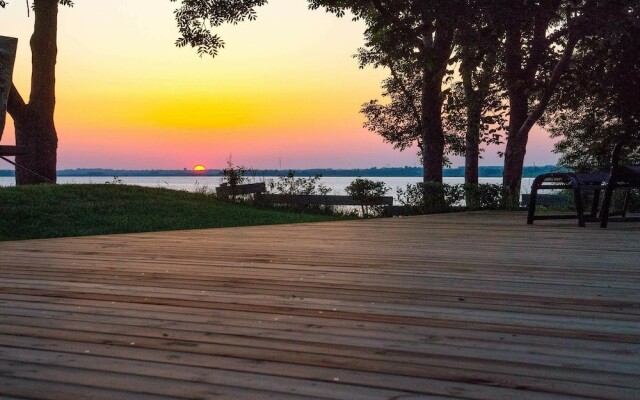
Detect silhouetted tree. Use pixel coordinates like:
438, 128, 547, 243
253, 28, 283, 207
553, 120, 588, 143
548, 2, 640, 171
312, 1, 461, 211
450, 2, 506, 187
489, 0, 613, 206
171, 0, 267, 57
359, 51, 464, 168
2, 0, 73, 184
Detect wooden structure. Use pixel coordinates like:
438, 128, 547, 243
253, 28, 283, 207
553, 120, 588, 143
258, 193, 393, 207
216, 181, 394, 212
0, 212, 639, 399
216, 182, 267, 197
600, 139, 640, 227
0, 145, 25, 157
0, 36, 24, 158
0, 36, 18, 141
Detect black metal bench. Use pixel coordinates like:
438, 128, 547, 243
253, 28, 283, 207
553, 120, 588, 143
526, 172, 610, 227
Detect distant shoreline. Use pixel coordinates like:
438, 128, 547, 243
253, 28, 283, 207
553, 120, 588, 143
0, 165, 560, 179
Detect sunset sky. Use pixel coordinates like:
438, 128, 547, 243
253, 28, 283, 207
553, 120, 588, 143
0, 0, 557, 170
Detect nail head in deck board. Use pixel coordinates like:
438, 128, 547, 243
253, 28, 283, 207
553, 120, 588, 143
0, 212, 639, 399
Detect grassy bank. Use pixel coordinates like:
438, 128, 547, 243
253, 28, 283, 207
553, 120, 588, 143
0, 184, 345, 241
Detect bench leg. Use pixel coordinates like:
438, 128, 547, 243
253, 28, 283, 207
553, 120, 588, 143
527, 176, 548, 225
589, 189, 601, 219
600, 183, 616, 228
621, 188, 631, 218
526, 187, 538, 224
573, 187, 586, 227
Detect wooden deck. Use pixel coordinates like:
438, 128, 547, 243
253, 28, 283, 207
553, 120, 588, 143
0, 212, 639, 399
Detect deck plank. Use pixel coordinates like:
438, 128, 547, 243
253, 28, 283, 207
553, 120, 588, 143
0, 211, 639, 399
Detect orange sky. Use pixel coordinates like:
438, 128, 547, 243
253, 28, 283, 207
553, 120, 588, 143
0, 0, 558, 170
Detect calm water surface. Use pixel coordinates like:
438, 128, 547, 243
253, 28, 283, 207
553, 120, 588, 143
0, 176, 535, 202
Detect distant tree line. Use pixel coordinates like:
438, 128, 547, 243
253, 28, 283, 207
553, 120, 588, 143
0, 165, 560, 178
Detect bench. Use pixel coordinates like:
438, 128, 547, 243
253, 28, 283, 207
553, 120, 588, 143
216, 182, 266, 197
215, 182, 394, 215
526, 172, 610, 227
258, 193, 394, 216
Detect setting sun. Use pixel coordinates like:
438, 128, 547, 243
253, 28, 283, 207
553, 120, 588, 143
193, 165, 206, 172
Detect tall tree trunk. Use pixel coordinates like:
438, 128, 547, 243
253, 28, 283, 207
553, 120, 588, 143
9, 0, 58, 184
462, 71, 481, 186
502, 87, 529, 208
464, 122, 480, 185
464, 99, 482, 210
420, 63, 447, 213
501, 22, 527, 209
421, 75, 445, 184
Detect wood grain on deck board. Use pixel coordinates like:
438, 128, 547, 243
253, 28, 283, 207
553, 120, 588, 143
0, 211, 639, 399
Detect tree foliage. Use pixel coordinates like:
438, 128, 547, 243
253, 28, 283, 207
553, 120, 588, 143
488, 0, 622, 205
360, 71, 422, 155
548, 2, 640, 171
170, 0, 267, 57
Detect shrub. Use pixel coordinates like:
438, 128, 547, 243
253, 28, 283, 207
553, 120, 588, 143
464, 183, 503, 210
397, 182, 463, 214
397, 182, 504, 214
268, 171, 331, 196
218, 160, 256, 201
266, 171, 334, 213
221, 160, 248, 189
345, 178, 389, 217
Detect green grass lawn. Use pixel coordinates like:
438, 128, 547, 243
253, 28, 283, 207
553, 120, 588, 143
0, 184, 345, 241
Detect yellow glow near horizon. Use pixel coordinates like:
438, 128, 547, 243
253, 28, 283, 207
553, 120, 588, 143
193, 165, 206, 172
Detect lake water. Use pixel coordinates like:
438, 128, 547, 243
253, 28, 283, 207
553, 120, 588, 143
0, 175, 535, 203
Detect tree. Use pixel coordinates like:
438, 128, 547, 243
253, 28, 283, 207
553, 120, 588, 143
448, 2, 506, 187
2, 0, 73, 185
359, 0, 507, 210
312, 1, 461, 211
171, 0, 267, 57
548, 2, 640, 171
489, 0, 612, 206
359, 55, 463, 167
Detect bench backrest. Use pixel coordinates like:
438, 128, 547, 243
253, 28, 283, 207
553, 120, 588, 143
258, 194, 394, 206
216, 182, 266, 197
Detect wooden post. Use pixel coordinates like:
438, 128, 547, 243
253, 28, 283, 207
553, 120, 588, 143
0, 36, 18, 141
